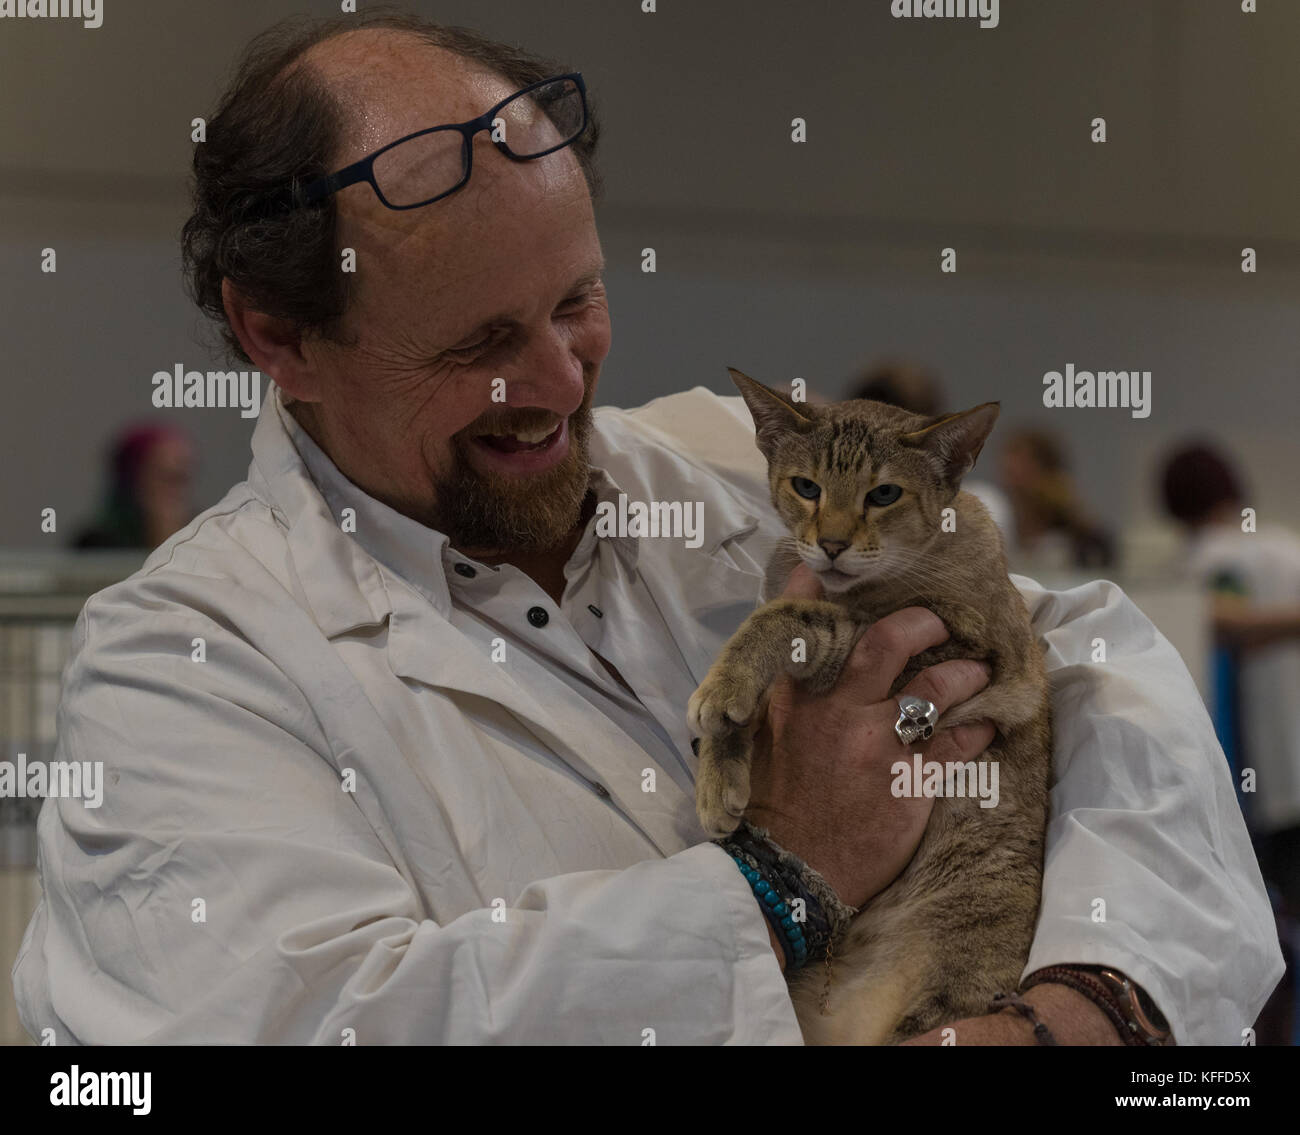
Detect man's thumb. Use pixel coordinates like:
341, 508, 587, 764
780, 562, 824, 601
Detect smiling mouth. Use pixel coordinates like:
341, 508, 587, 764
472, 421, 563, 453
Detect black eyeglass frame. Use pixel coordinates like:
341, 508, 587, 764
287, 72, 588, 213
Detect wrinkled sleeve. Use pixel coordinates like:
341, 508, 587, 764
1015, 575, 1283, 1045
11, 590, 801, 1046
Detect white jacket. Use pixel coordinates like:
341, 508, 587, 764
12, 386, 1282, 1044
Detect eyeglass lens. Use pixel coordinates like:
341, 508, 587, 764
371, 77, 584, 208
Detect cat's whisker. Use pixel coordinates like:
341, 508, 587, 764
876, 548, 972, 592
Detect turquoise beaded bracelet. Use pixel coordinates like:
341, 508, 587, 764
726, 852, 809, 970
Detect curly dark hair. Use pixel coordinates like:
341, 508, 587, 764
181, 10, 602, 365
1160, 442, 1245, 527
846, 359, 944, 417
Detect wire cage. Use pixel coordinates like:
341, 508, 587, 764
0, 551, 143, 1045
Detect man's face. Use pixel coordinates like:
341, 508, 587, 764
294, 32, 611, 556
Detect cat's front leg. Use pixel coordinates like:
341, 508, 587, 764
691, 598, 859, 836
693, 713, 766, 838
689, 598, 860, 735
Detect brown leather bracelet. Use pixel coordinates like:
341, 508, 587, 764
1021, 965, 1174, 1046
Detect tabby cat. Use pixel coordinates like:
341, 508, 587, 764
689, 368, 1052, 1045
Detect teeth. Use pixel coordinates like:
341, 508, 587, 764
482, 423, 556, 444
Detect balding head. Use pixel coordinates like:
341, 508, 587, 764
302, 28, 511, 163
184, 13, 601, 366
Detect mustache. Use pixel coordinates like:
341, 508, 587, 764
460, 393, 595, 440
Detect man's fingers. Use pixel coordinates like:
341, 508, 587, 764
897, 658, 992, 717
779, 562, 824, 601
929, 720, 997, 764
839, 607, 950, 703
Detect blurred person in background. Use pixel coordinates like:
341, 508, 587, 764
846, 359, 1012, 536
1161, 442, 1300, 913
72, 423, 198, 551
999, 428, 1115, 573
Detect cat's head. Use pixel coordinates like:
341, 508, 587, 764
729, 367, 999, 594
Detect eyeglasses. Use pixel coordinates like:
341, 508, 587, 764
280, 72, 588, 213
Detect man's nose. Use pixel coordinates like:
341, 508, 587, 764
505, 329, 587, 411
818, 539, 849, 560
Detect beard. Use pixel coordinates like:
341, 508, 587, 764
433, 397, 596, 555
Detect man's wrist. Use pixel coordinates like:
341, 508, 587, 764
1021, 965, 1173, 1046
1019, 982, 1124, 1046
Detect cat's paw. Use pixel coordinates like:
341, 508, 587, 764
694, 736, 753, 838
943, 603, 987, 642
687, 667, 765, 738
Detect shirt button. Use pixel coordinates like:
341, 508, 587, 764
527, 606, 549, 628
453, 562, 476, 578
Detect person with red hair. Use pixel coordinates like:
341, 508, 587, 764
73, 423, 197, 551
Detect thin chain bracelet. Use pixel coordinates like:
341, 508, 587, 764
988, 991, 1058, 1045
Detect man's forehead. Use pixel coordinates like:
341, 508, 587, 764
302, 28, 516, 164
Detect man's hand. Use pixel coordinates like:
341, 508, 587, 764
744, 564, 996, 911
900, 983, 1124, 1045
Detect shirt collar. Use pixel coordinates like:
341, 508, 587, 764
269, 386, 638, 614
566, 465, 640, 575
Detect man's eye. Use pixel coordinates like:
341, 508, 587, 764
558, 291, 591, 313
444, 333, 496, 361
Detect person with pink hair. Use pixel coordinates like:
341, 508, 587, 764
72, 423, 197, 551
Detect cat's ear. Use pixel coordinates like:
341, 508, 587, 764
727, 367, 816, 457
899, 402, 1000, 485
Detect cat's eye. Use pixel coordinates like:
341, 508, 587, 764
866, 483, 903, 507
790, 477, 821, 500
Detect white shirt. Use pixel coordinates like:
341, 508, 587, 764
1187, 522, 1300, 833
296, 418, 699, 803
11, 386, 1282, 1045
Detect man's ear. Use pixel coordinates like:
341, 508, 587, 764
222, 278, 320, 402
727, 367, 816, 458
899, 402, 1000, 485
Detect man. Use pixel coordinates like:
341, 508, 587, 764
12, 13, 1281, 1044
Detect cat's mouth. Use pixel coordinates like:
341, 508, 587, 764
814, 564, 866, 589
811, 552, 886, 589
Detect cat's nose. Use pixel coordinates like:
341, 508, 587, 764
818, 539, 849, 561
